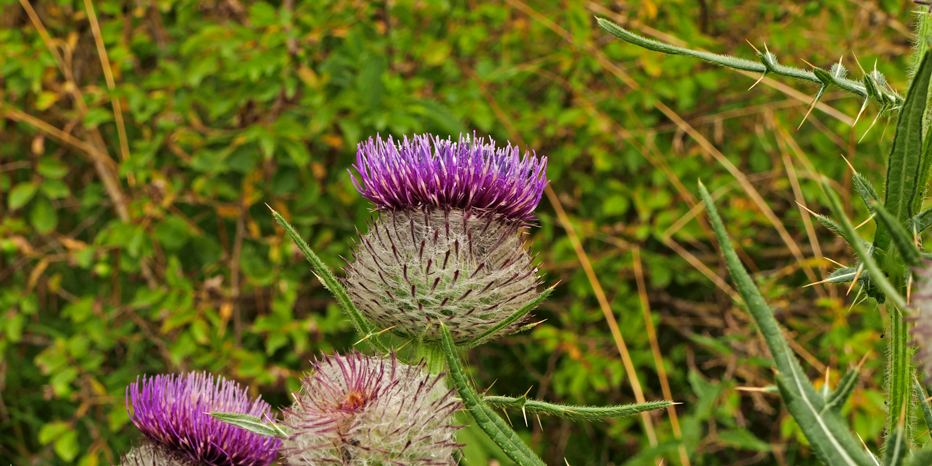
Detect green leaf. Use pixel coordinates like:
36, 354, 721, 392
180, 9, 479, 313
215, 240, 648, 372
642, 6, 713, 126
83, 107, 112, 129
8, 182, 37, 209
878, 48, 932, 253
870, 200, 921, 267
40, 179, 71, 199
38, 421, 69, 445
482, 395, 671, 421
717, 429, 772, 452
30, 196, 58, 233
209, 413, 288, 437
53, 429, 79, 462
358, 55, 386, 109
37, 158, 69, 179
440, 322, 546, 466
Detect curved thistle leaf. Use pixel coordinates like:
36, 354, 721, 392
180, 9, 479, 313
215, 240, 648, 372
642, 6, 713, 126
700, 181, 873, 466
271, 209, 388, 353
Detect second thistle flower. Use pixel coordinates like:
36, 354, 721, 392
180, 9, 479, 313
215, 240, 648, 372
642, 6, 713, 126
345, 133, 548, 342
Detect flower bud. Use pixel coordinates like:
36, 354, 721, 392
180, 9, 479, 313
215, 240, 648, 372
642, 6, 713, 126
281, 351, 463, 465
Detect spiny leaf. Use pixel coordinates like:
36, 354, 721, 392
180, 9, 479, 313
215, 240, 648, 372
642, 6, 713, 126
482, 396, 672, 422
823, 367, 860, 414
915, 379, 932, 445
823, 180, 908, 310
870, 201, 922, 267
882, 425, 907, 466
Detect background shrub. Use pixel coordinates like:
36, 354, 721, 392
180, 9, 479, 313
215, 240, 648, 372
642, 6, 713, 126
0, 0, 912, 464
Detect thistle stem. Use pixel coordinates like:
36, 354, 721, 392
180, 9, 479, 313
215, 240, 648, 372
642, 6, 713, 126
887, 302, 914, 442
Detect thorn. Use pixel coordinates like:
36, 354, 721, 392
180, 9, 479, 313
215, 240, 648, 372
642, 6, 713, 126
825, 368, 831, 389
857, 432, 881, 466
824, 257, 847, 268
395, 339, 414, 351
522, 406, 528, 427
860, 109, 884, 143
852, 51, 866, 74
524, 386, 534, 397
803, 277, 836, 288
854, 214, 875, 230
847, 264, 864, 296
502, 408, 513, 426
565, 459, 571, 466
839, 153, 857, 173
856, 350, 872, 372
847, 285, 865, 314
745, 39, 761, 54
748, 72, 767, 91
537, 413, 543, 430
481, 379, 498, 396
795, 200, 822, 218
908, 273, 914, 304
881, 114, 893, 140
800, 58, 817, 69
763, 42, 771, 55
265, 202, 276, 213
797, 92, 822, 130
854, 100, 869, 127
376, 325, 397, 335
873, 59, 879, 74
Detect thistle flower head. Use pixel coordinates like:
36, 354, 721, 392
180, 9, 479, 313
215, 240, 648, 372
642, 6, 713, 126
281, 351, 463, 465
350, 133, 548, 223
127, 372, 281, 466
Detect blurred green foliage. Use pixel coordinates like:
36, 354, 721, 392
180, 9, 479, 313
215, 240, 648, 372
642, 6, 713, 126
0, 0, 918, 464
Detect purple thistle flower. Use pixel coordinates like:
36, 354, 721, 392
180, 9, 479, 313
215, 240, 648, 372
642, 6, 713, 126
344, 133, 548, 342
350, 133, 548, 223
127, 372, 282, 466
281, 351, 463, 465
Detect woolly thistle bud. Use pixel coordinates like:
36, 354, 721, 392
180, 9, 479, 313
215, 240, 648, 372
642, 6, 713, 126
281, 351, 463, 465
126, 372, 281, 466
911, 262, 932, 381
346, 133, 548, 342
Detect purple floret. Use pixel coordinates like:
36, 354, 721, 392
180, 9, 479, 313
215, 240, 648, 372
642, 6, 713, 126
350, 133, 549, 222
127, 372, 281, 466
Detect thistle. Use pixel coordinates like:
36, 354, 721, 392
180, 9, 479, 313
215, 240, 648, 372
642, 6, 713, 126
345, 133, 548, 342
281, 351, 463, 465
911, 261, 932, 382
126, 372, 281, 466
